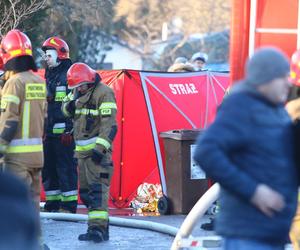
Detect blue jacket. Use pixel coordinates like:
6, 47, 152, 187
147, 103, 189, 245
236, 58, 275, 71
193, 83, 299, 244
45, 59, 73, 137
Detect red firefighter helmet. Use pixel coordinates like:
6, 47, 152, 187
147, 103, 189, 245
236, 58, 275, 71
67, 63, 98, 89
0, 29, 33, 65
290, 49, 300, 86
42, 37, 69, 59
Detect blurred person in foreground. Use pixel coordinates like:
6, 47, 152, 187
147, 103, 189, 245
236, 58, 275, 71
193, 47, 299, 250
62, 63, 117, 243
0, 171, 40, 250
286, 48, 300, 250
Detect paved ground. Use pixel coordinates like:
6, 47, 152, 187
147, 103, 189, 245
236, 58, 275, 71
42, 213, 215, 250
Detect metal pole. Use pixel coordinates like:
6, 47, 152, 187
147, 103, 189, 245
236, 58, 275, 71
249, 0, 258, 56
297, 0, 300, 49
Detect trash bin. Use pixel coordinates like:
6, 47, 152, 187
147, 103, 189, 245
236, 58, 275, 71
159, 129, 208, 214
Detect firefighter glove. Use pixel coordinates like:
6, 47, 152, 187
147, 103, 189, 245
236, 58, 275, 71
91, 149, 104, 165
61, 132, 73, 146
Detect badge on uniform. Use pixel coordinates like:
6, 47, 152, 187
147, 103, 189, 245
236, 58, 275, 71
101, 109, 111, 116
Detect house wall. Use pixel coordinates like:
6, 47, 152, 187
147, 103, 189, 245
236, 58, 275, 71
105, 43, 143, 70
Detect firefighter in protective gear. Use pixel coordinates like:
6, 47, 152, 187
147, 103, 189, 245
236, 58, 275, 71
62, 63, 117, 243
41, 37, 78, 213
0, 29, 46, 209
286, 49, 300, 250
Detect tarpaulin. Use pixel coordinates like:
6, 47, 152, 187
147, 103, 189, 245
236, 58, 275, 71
39, 69, 229, 208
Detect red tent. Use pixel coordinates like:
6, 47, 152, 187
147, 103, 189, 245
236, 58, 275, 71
99, 70, 230, 208
39, 69, 229, 208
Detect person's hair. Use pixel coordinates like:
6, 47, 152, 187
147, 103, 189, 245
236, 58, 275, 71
168, 63, 195, 72
4, 56, 37, 72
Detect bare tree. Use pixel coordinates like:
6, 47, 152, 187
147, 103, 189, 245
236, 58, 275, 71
38, 0, 116, 61
113, 0, 231, 69
0, 0, 47, 37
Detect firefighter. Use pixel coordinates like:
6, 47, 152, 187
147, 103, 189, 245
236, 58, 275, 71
0, 29, 46, 210
41, 37, 78, 213
287, 49, 300, 250
62, 63, 117, 243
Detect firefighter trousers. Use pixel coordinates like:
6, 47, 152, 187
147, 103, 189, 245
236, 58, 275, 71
78, 157, 113, 231
42, 136, 78, 213
3, 161, 41, 209
3, 161, 42, 236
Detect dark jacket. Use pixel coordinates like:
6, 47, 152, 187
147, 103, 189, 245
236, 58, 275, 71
0, 172, 39, 249
45, 59, 73, 136
193, 83, 299, 244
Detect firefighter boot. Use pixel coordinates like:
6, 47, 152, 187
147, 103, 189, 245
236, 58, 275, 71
78, 227, 109, 243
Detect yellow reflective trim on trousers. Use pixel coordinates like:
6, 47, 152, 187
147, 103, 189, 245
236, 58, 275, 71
6, 144, 43, 153
2, 94, 20, 105
61, 195, 78, 202
88, 211, 108, 220
99, 102, 117, 110
25, 84, 46, 100
96, 138, 110, 150
22, 101, 30, 138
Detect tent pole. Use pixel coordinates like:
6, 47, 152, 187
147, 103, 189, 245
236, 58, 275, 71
297, 0, 300, 49
248, 0, 257, 56
140, 74, 168, 196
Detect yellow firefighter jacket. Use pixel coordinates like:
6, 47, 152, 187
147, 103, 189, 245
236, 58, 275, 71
286, 98, 300, 250
0, 71, 46, 168
62, 82, 117, 160
286, 98, 300, 121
